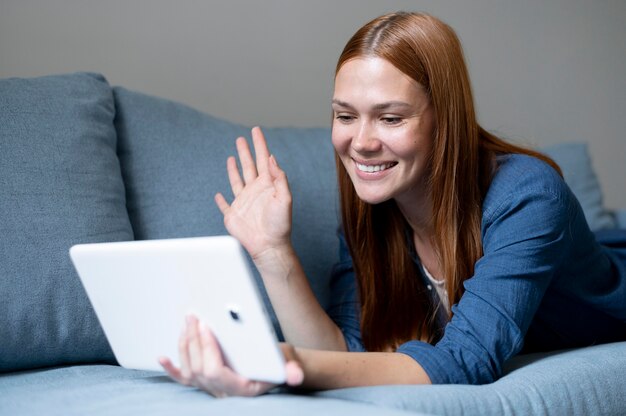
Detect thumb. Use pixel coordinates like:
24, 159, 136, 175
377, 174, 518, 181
284, 360, 304, 386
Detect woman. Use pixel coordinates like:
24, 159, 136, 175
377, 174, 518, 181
160, 12, 626, 395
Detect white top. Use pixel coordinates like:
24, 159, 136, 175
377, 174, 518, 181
422, 265, 450, 315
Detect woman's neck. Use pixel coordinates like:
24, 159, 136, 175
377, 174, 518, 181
394, 185, 442, 280
394, 184, 434, 239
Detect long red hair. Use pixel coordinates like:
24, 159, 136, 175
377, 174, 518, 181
335, 12, 561, 351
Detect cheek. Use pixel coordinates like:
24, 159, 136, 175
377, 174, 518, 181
380, 132, 414, 159
388, 127, 431, 159
331, 125, 350, 154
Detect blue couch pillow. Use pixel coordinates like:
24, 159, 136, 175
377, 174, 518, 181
0, 73, 134, 371
113, 87, 339, 336
542, 142, 616, 231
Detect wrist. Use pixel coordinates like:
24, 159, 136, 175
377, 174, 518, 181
251, 241, 297, 278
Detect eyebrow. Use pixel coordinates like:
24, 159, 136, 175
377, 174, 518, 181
331, 99, 413, 111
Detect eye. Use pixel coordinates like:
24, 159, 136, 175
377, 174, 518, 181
335, 114, 355, 124
381, 117, 403, 125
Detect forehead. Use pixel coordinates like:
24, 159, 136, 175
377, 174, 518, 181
333, 57, 425, 104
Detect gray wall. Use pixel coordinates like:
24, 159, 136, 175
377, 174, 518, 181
1, 0, 624, 208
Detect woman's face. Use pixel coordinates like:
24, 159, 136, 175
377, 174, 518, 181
332, 57, 435, 206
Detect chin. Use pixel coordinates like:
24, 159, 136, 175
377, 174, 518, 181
354, 191, 391, 206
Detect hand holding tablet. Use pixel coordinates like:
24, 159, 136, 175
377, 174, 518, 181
70, 236, 297, 389
158, 315, 304, 397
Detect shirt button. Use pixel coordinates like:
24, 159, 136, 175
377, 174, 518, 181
427, 284, 433, 290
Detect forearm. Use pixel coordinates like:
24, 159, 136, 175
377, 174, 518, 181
294, 348, 432, 390
254, 244, 347, 351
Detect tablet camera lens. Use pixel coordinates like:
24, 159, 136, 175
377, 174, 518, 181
229, 309, 241, 322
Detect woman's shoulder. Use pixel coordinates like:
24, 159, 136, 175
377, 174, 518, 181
482, 153, 573, 223
491, 153, 564, 192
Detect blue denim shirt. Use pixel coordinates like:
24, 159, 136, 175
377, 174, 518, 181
328, 154, 626, 385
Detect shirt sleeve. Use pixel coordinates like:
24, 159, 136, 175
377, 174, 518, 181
397, 159, 576, 384
326, 230, 366, 352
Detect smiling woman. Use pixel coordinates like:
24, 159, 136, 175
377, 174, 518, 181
160, 11, 626, 396
331, 12, 567, 353
331, 58, 435, 207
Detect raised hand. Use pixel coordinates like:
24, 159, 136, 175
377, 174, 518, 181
214, 127, 293, 262
213, 127, 337, 351
159, 315, 304, 397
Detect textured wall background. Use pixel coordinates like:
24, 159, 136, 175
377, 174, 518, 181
1, 0, 624, 208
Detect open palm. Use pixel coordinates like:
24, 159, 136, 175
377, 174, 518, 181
214, 127, 292, 261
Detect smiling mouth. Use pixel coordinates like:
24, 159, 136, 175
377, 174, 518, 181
355, 161, 398, 173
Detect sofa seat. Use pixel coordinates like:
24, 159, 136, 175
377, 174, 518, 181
0, 365, 421, 416
2, 341, 625, 415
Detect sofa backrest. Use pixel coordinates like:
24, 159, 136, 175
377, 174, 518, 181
0, 72, 340, 372
0, 73, 131, 372
113, 86, 340, 337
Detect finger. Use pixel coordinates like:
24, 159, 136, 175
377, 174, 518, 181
197, 324, 269, 397
199, 322, 225, 377
186, 315, 204, 376
279, 343, 304, 386
236, 137, 258, 184
197, 323, 233, 397
178, 329, 192, 381
239, 379, 274, 397
251, 126, 271, 176
197, 324, 275, 397
158, 356, 191, 386
214, 193, 230, 215
269, 155, 292, 201
226, 156, 244, 196
284, 361, 304, 386
216, 368, 272, 397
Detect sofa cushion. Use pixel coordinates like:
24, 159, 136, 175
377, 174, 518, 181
616, 210, 626, 229
113, 87, 339, 337
0, 365, 422, 416
1, 342, 624, 415
0, 73, 134, 372
318, 341, 626, 415
542, 142, 616, 231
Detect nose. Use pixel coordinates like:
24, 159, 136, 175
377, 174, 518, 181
352, 121, 381, 154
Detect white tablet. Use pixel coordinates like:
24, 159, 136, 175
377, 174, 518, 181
69, 236, 285, 384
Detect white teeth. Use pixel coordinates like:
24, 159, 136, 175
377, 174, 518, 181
356, 162, 395, 173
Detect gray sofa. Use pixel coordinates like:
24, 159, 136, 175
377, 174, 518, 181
1, 72, 625, 415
